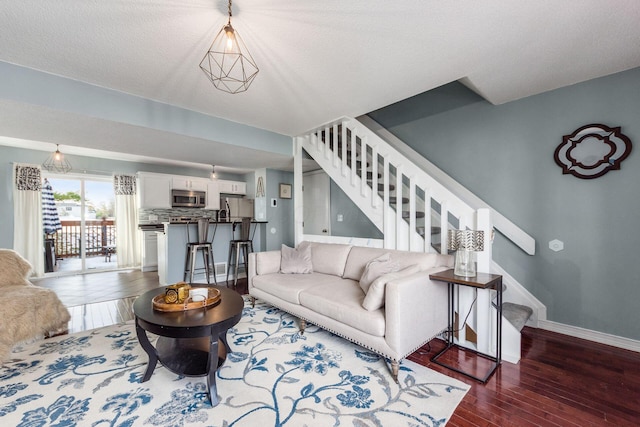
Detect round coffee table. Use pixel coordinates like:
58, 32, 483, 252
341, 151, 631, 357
132, 285, 244, 406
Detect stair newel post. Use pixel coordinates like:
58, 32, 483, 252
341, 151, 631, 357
341, 122, 348, 177
475, 208, 495, 356
371, 145, 378, 208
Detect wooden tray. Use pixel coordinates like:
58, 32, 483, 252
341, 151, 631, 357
152, 288, 222, 312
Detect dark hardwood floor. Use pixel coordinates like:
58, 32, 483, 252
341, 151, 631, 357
37, 271, 640, 425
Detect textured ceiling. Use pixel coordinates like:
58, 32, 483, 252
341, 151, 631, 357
1, 0, 640, 170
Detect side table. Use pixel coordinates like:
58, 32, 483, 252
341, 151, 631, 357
429, 268, 502, 383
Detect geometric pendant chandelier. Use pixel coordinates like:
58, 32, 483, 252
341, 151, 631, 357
199, 0, 259, 94
42, 144, 72, 174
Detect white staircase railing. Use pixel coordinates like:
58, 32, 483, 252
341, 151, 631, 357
293, 116, 541, 364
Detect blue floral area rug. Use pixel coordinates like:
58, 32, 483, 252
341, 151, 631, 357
0, 299, 469, 426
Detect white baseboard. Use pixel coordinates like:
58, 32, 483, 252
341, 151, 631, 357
538, 320, 640, 353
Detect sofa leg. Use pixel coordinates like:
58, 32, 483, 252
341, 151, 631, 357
250, 296, 256, 308
391, 360, 399, 383
299, 318, 306, 334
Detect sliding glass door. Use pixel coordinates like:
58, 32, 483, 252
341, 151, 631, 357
43, 174, 116, 274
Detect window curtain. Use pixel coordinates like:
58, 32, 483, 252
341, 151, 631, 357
114, 175, 140, 268
13, 163, 44, 277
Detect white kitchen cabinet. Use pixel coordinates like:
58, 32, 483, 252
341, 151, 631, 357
171, 176, 208, 192
140, 229, 159, 272
218, 180, 246, 195
206, 181, 221, 210
138, 173, 171, 209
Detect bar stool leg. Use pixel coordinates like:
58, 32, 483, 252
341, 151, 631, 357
202, 247, 210, 284
233, 243, 241, 290
183, 245, 192, 282
226, 242, 233, 288
190, 246, 198, 284
209, 247, 217, 285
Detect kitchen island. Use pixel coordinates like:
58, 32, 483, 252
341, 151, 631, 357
156, 221, 266, 286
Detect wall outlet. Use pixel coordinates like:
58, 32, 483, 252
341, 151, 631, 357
337, 214, 343, 222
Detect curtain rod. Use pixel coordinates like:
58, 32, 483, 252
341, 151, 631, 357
10, 163, 119, 177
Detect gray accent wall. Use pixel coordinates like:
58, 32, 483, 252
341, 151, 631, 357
368, 68, 640, 341
265, 169, 295, 250
330, 180, 383, 239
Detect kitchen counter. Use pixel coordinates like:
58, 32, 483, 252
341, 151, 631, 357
139, 224, 164, 231
156, 221, 266, 286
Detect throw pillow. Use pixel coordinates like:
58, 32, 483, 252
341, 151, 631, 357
359, 253, 399, 293
362, 264, 421, 311
280, 243, 313, 274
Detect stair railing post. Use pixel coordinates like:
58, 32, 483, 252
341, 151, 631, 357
341, 122, 348, 177
360, 135, 368, 197
294, 136, 304, 246
395, 165, 404, 250
423, 187, 432, 253
371, 145, 378, 208
350, 127, 357, 185
383, 156, 393, 249
409, 178, 417, 251
332, 124, 340, 168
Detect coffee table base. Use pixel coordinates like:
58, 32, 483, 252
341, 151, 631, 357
136, 318, 231, 406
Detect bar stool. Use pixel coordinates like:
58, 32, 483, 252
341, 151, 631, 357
183, 218, 218, 285
226, 217, 254, 289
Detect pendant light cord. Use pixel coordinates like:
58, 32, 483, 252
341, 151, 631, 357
228, 0, 232, 24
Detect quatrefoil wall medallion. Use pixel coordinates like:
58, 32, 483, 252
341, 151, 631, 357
554, 124, 632, 179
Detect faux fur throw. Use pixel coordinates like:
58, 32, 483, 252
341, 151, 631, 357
0, 249, 70, 364
0, 249, 33, 287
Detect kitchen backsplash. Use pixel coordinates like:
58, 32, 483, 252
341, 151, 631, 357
138, 208, 218, 224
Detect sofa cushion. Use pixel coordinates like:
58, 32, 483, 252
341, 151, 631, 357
252, 273, 343, 305
343, 246, 449, 281
359, 253, 399, 293
362, 264, 421, 311
299, 281, 385, 337
280, 243, 313, 274
307, 242, 352, 277
255, 251, 283, 276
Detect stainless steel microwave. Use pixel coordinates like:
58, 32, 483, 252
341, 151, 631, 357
171, 189, 206, 208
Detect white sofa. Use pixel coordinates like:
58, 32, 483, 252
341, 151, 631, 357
248, 242, 453, 381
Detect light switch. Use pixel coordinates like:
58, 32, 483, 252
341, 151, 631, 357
271, 198, 277, 207
337, 214, 344, 222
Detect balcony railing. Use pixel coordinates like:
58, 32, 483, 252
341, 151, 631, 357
48, 218, 116, 258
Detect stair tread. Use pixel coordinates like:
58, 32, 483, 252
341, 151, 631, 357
502, 302, 533, 332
